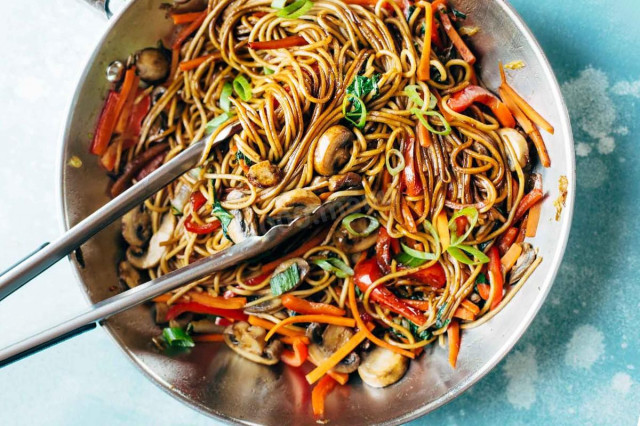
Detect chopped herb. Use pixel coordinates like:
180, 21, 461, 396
312, 258, 354, 278
235, 150, 254, 166
355, 286, 363, 299
212, 200, 234, 239
162, 327, 194, 348
391, 318, 431, 341
435, 303, 449, 329
270, 263, 301, 295
264, 67, 275, 75
346, 73, 381, 99
430, 65, 446, 83
171, 206, 182, 216
342, 73, 381, 129
476, 272, 488, 284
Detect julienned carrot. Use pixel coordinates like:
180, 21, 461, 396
280, 338, 308, 367
477, 283, 490, 300
402, 299, 431, 311
461, 299, 480, 315
453, 306, 475, 321
436, 211, 450, 250
430, 0, 448, 12
189, 292, 247, 310
348, 278, 416, 359
488, 247, 503, 311
114, 76, 141, 134
514, 189, 543, 222
417, 122, 432, 148
402, 200, 418, 233
281, 294, 346, 316
260, 227, 329, 274
447, 320, 461, 368
525, 199, 542, 237
312, 375, 338, 417
516, 216, 528, 244
247, 315, 306, 338
265, 315, 356, 342
192, 334, 225, 342
501, 82, 554, 134
319, 191, 334, 201
179, 52, 222, 71
305, 323, 372, 384
171, 11, 203, 25
497, 226, 518, 255
416, 5, 433, 81
172, 10, 207, 49
434, 4, 476, 64
280, 335, 310, 345
501, 243, 522, 273
248, 35, 308, 50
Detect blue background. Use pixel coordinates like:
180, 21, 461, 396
0, 0, 637, 425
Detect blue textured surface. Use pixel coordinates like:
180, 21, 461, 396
0, 0, 638, 425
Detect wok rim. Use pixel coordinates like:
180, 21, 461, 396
54, 0, 576, 424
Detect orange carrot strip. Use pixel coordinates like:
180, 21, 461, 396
179, 52, 221, 71
525, 199, 542, 237
171, 11, 203, 25
453, 306, 475, 321
498, 86, 534, 134
266, 315, 356, 342
402, 200, 418, 233
529, 127, 551, 168
281, 294, 346, 316
319, 191, 334, 201
152, 294, 188, 304
192, 334, 224, 342
417, 122, 433, 147
247, 315, 306, 338
307, 357, 349, 385
461, 299, 480, 315
501, 83, 554, 134
189, 292, 247, 310
280, 338, 308, 367
280, 335, 310, 345
434, 4, 475, 64
305, 324, 372, 384
172, 11, 207, 49
514, 189, 543, 222
260, 228, 329, 274
477, 283, 490, 300
402, 299, 431, 311
312, 375, 338, 417
501, 242, 522, 273
248, 35, 308, 50
416, 5, 432, 81
430, 0, 448, 12
436, 211, 450, 250
516, 216, 528, 244
447, 320, 461, 368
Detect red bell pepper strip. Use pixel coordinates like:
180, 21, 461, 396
312, 375, 338, 418
184, 192, 221, 235
122, 94, 151, 146
243, 272, 271, 286
496, 226, 518, 255
406, 263, 446, 288
513, 188, 543, 222
455, 216, 468, 237
280, 338, 309, 367
172, 10, 207, 49
110, 142, 170, 197
114, 77, 141, 135
165, 302, 248, 322
281, 294, 346, 317
448, 85, 516, 128
401, 136, 423, 197
375, 227, 399, 273
248, 35, 309, 50
354, 257, 426, 326
488, 246, 503, 310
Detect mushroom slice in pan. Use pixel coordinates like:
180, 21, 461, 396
328, 172, 362, 192
171, 0, 206, 13
498, 128, 529, 171
313, 125, 355, 176
224, 321, 283, 365
270, 189, 321, 220
271, 258, 310, 294
135, 47, 170, 84
358, 346, 409, 388
189, 319, 225, 334
126, 213, 175, 269
508, 243, 536, 284
331, 225, 377, 254
247, 161, 283, 188
308, 325, 360, 374
121, 206, 151, 247
154, 303, 169, 324
244, 298, 283, 315
118, 260, 141, 288
225, 190, 258, 244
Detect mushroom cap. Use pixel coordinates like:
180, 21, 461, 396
358, 346, 409, 388
135, 47, 170, 84
331, 225, 378, 254
126, 213, 175, 269
498, 128, 529, 170
247, 161, 283, 188
270, 189, 321, 219
313, 125, 355, 176
121, 206, 151, 247
223, 321, 283, 365
308, 325, 361, 374
118, 260, 142, 288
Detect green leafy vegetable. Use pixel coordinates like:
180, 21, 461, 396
347, 74, 381, 99
396, 251, 426, 268
342, 74, 381, 129
391, 317, 431, 341
220, 82, 233, 112
162, 327, 195, 348
212, 200, 234, 239
270, 263, 301, 295
233, 74, 252, 102
412, 108, 452, 136
312, 258, 354, 278
435, 303, 449, 329
205, 112, 234, 135
342, 213, 379, 237
235, 150, 255, 166
476, 272, 488, 284
276, 0, 313, 19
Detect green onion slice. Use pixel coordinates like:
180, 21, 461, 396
401, 243, 437, 261
342, 213, 379, 237
412, 108, 452, 136
205, 112, 234, 135
422, 219, 442, 260
220, 82, 233, 112
385, 148, 405, 176
264, 67, 275, 75
233, 74, 252, 102
434, 303, 449, 329
277, 0, 313, 19
447, 245, 490, 265
271, 0, 287, 9
162, 327, 195, 348
405, 85, 437, 109
312, 258, 354, 278
448, 207, 479, 246
343, 94, 367, 128
270, 263, 301, 295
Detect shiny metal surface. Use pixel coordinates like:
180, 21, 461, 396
57, 0, 575, 424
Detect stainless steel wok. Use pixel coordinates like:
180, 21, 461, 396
57, 0, 575, 424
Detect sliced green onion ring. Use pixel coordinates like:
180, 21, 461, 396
385, 148, 405, 176
342, 213, 379, 237
312, 258, 354, 278
412, 108, 452, 136
205, 112, 234, 135
271, 0, 287, 8
277, 0, 313, 19
405, 85, 425, 107
342, 94, 367, 128
448, 207, 479, 246
264, 67, 275, 75
447, 245, 490, 265
396, 251, 425, 267
401, 243, 437, 261
233, 74, 252, 102
422, 219, 442, 259
220, 82, 233, 112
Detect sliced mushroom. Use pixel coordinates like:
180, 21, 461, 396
328, 172, 362, 192
154, 303, 169, 324
171, 0, 206, 13
331, 226, 377, 254
308, 325, 361, 374
135, 47, 170, 84
244, 298, 283, 314
224, 321, 283, 365
270, 189, 321, 219
306, 322, 325, 344
271, 258, 310, 293
118, 260, 141, 288
358, 346, 409, 388
126, 213, 175, 269
225, 190, 258, 244
247, 161, 283, 188
121, 206, 151, 246
508, 243, 536, 284
189, 319, 225, 334
313, 125, 355, 176
498, 128, 529, 171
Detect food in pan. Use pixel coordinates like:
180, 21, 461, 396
89, 0, 553, 418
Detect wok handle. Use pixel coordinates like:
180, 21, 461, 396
79, 0, 128, 18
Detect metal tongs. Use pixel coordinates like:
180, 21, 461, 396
0, 125, 349, 367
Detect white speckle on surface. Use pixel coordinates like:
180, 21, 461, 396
579, 157, 608, 189
564, 325, 605, 370
612, 79, 640, 98
576, 142, 592, 157
504, 345, 538, 410
597, 136, 615, 154
611, 373, 633, 395
621, 342, 628, 349
627, 365, 635, 370
614, 126, 629, 135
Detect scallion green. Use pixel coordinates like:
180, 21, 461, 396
412, 108, 452, 135
220, 82, 233, 112
385, 148, 405, 176
233, 74, 253, 102
270, 263, 301, 295
312, 258, 354, 278
342, 213, 379, 237
277, 0, 313, 19
162, 327, 195, 348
